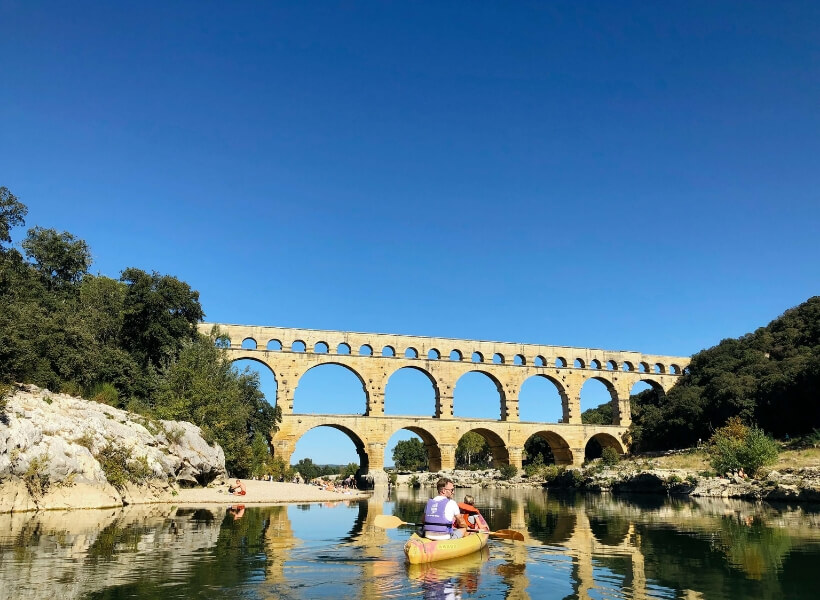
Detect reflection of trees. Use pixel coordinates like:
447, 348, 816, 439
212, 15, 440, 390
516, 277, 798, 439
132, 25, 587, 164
714, 516, 792, 580
588, 515, 629, 546
524, 495, 576, 546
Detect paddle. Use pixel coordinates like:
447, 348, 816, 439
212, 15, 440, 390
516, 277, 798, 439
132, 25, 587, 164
373, 514, 524, 541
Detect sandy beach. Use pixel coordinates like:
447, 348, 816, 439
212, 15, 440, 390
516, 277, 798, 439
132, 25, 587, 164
174, 479, 370, 505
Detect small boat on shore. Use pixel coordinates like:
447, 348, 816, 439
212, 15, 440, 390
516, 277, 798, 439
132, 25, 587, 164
403, 515, 490, 564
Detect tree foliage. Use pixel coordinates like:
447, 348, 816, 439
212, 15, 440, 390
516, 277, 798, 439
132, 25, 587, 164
456, 431, 490, 468
707, 417, 779, 476
0, 187, 280, 478
392, 438, 428, 471
631, 297, 820, 450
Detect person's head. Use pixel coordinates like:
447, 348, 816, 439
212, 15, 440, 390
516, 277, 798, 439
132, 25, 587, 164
236, 479, 241, 484
463, 494, 475, 506
436, 477, 455, 497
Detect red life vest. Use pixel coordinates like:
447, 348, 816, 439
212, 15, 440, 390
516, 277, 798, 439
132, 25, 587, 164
458, 502, 480, 516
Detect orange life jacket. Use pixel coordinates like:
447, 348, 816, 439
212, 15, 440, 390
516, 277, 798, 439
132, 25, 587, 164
458, 502, 480, 516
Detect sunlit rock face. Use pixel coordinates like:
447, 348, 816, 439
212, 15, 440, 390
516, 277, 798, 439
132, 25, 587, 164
0, 384, 227, 512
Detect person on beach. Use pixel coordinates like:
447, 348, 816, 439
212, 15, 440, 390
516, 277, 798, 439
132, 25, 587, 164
421, 477, 468, 540
229, 479, 246, 495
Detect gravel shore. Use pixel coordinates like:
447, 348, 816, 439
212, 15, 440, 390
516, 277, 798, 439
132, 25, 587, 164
174, 479, 369, 504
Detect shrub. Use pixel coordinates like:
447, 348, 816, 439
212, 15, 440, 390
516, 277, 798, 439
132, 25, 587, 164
708, 417, 779, 476
23, 454, 51, 496
601, 447, 620, 467
95, 443, 153, 489
89, 383, 119, 406
499, 464, 518, 480
408, 475, 421, 488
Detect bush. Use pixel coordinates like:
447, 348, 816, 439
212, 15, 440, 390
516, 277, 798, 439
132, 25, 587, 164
708, 417, 779, 476
95, 443, 153, 489
89, 383, 119, 406
601, 447, 620, 467
408, 475, 421, 488
499, 464, 518, 480
23, 454, 51, 496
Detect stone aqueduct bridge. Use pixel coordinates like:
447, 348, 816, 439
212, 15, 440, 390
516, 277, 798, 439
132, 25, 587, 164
200, 323, 689, 481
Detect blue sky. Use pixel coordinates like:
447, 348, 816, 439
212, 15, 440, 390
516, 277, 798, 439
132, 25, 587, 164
2, 2, 818, 465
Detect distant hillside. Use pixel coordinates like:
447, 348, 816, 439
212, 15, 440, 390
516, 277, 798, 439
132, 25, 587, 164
630, 297, 820, 450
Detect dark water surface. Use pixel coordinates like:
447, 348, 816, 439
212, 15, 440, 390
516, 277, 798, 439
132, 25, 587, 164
1, 487, 818, 599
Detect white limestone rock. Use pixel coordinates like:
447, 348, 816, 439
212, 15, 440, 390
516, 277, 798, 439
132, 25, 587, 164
0, 384, 228, 512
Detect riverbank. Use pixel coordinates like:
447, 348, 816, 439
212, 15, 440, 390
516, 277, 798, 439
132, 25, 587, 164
175, 479, 368, 504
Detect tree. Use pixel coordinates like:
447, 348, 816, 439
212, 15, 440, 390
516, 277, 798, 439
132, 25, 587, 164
120, 267, 204, 370
392, 438, 427, 471
708, 417, 779, 476
0, 187, 27, 247
295, 458, 319, 481
456, 431, 489, 468
22, 226, 90, 289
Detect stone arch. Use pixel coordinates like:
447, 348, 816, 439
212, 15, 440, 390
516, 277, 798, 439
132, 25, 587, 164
654, 362, 666, 374
404, 347, 418, 359
622, 361, 634, 372
227, 356, 278, 406
493, 353, 504, 364
632, 378, 665, 395
605, 360, 617, 371
267, 339, 282, 351
427, 348, 440, 360
337, 342, 351, 355
518, 374, 570, 423
580, 376, 619, 422
382, 345, 395, 357
359, 344, 373, 356
294, 362, 369, 415
241, 337, 257, 350
574, 358, 586, 368
534, 355, 546, 367
555, 357, 567, 367
292, 340, 306, 352
384, 366, 439, 416
590, 359, 601, 369
669, 363, 680, 375
294, 423, 370, 478
461, 427, 510, 468
449, 349, 463, 361
453, 370, 505, 420
638, 361, 650, 373
584, 431, 625, 462
527, 430, 574, 466
400, 426, 444, 472
513, 354, 526, 366
314, 341, 329, 353
471, 351, 484, 363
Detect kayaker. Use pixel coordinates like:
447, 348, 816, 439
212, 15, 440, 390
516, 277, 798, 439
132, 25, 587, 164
458, 494, 482, 528
422, 477, 467, 540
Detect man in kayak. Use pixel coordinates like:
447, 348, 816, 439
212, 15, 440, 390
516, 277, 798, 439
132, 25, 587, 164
422, 477, 468, 540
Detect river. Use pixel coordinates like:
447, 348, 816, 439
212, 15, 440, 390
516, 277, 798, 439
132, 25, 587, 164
1, 487, 818, 599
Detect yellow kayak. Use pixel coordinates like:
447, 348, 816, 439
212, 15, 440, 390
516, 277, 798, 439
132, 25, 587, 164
403, 515, 490, 564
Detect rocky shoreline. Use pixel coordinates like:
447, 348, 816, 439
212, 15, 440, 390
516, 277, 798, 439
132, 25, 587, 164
398, 465, 820, 504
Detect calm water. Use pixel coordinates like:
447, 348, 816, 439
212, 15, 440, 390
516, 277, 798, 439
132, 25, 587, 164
1, 488, 819, 599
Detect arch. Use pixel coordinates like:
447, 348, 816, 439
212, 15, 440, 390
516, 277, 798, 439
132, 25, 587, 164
453, 371, 504, 420
359, 344, 373, 356
513, 354, 525, 366
400, 426, 445, 472
534, 355, 546, 367
492, 353, 504, 365
527, 430, 574, 466
653, 363, 666, 374
427, 348, 440, 360
573, 358, 586, 368
459, 428, 510, 468
266, 339, 282, 351
589, 359, 601, 370
631, 379, 665, 398
382, 345, 395, 357
385, 428, 432, 471
638, 361, 649, 373
290, 423, 369, 478
518, 374, 569, 423
228, 356, 278, 408
314, 341, 329, 353
555, 357, 567, 368
384, 366, 439, 417
669, 363, 680, 375
605, 360, 617, 371
293, 363, 368, 415
337, 342, 351, 355
404, 347, 418, 359
241, 337, 257, 350
471, 351, 484, 363
449, 349, 463, 361
584, 432, 625, 462
579, 377, 618, 424
291, 340, 306, 352
215, 336, 231, 349
622, 361, 634, 372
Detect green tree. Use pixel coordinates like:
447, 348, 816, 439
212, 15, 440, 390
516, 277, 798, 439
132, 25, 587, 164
708, 417, 779, 476
295, 458, 319, 481
153, 330, 281, 476
120, 267, 204, 370
582, 401, 613, 425
0, 186, 27, 247
456, 431, 489, 468
22, 226, 90, 290
392, 438, 427, 471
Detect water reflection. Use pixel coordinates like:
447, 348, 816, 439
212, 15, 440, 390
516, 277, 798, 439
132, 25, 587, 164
0, 490, 818, 599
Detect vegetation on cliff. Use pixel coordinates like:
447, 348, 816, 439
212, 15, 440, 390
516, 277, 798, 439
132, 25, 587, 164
583, 296, 820, 452
0, 186, 280, 476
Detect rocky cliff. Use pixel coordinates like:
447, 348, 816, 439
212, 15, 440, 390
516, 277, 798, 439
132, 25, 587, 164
0, 384, 227, 512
